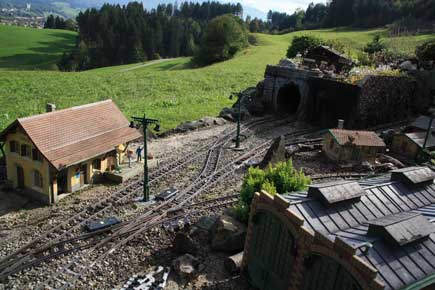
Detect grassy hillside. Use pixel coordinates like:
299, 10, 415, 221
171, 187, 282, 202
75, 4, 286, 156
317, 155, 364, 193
0, 25, 76, 70
0, 27, 434, 133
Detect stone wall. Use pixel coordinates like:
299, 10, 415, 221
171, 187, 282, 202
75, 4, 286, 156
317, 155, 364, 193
354, 75, 431, 128
254, 65, 433, 129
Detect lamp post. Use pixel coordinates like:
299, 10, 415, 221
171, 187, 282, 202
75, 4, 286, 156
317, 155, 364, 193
230, 92, 248, 150
130, 114, 160, 202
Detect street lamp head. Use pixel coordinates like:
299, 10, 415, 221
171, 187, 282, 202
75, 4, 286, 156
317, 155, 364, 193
129, 121, 136, 129
154, 123, 161, 132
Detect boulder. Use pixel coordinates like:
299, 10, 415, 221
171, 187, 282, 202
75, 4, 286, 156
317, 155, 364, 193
219, 107, 235, 121
400, 60, 417, 71
211, 215, 247, 253
199, 117, 216, 127
259, 136, 286, 169
172, 233, 198, 255
194, 216, 218, 233
214, 118, 227, 126
279, 58, 297, 68
172, 254, 199, 279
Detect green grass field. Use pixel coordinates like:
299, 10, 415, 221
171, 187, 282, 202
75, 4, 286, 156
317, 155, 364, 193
0, 25, 76, 71
0, 25, 434, 133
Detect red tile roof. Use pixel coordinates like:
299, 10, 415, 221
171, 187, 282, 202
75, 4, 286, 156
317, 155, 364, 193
329, 129, 386, 147
1, 100, 142, 170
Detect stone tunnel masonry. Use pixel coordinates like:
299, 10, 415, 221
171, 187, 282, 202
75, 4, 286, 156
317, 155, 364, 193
262, 65, 320, 116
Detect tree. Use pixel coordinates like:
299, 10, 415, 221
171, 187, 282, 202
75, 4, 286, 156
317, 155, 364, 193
193, 14, 248, 66
416, 40, 435, 61
44, 15, 55, 29
363, 35, 385, 54
286, 35, 322, 58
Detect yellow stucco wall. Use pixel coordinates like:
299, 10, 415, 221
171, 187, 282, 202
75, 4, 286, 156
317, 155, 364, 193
4, 129, 123, 204
5, 132, 51, 199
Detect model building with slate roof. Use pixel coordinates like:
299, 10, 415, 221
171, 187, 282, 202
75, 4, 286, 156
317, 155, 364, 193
0, 100, 142, 205
323, 129, 386, 163
242, 166, 435, 290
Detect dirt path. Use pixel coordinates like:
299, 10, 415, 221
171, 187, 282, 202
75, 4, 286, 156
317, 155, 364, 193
120, 58, 175, 72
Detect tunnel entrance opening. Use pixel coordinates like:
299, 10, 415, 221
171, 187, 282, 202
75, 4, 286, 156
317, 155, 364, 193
276, 83, 301, 115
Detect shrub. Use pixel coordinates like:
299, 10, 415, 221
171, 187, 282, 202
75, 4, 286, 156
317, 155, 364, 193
193, 14, 248, 66
286, 35, 322, 58
248, 34, 259, 46
235, 159, 311, 223
416, 40, 435, 61
364, 35, 385, 54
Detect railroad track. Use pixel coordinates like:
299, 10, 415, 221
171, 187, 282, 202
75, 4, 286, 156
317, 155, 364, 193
28, 128, 314, 290
0, 116, 285, 283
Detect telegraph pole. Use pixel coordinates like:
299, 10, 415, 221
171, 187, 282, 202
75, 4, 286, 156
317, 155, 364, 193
130, 115, 160, 202
230, 92, 248, 150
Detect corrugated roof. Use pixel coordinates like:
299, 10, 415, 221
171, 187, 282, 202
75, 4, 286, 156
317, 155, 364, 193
409, 115, 435, 132
392, 167, 435, 185
308, 180, 366, 205
404, 132, 435, 149
329, 129, 386, 147
0, 100, 142, 170
368, 212, 435, 246
281, 168, 435, 290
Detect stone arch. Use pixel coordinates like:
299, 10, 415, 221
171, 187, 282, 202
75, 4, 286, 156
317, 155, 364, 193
274, 82, 302, 115
302, 253, 364, 290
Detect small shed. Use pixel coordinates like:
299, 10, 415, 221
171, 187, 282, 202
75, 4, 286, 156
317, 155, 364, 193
323, 129, 386, 163
391, 131, 435, 159
305, 45, 354, 72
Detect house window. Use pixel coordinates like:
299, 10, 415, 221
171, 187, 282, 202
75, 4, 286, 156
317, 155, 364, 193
32, 148, 43, 162
93, 159, 101, 171
9, 141, 19, 153
33, 170, 43, 188
21, 144, 31, 158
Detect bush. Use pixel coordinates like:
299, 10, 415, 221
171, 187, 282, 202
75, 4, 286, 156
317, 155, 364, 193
248, 34, 259, 46
193, 14, 248, 66
416, 40, 435, 61
286, 35, 322, 58
364, 35, 385, 54
235, 159, 311, 223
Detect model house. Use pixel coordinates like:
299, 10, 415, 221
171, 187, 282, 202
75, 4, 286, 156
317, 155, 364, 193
0, 100, 141, 204
323, 129, 386, 163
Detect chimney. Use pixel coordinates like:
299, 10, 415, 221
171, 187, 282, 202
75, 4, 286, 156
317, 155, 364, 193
337, 119, 344, 129
46, 103, 56, 113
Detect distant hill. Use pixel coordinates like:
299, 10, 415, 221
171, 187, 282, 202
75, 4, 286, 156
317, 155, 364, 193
0, 0, 267, 19
0, 25, 76, 70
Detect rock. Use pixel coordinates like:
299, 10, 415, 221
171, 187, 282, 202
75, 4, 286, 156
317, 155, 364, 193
279, 58, 297, 68
194, 216, 218, 232
172, 254, 199, 279
211, 215, 247, 253
219, 107, 235, 121
175, 120, 204, 132
400, 60, 417, 71
172, 233, 198, 255
224, 252, 244, 273
213, 117, 227, 126
259, 136, 286, 169
199, 117, 216, 127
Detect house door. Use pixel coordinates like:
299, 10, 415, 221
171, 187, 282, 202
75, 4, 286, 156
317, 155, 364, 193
247, 211, 294, 290
16, 166, 24, 189
57, 170, 67, 194
303, 255, 363, 290
80, 164, 87, 186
